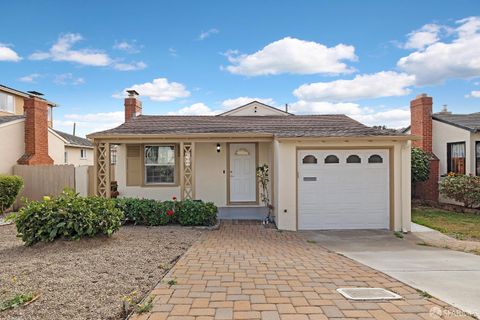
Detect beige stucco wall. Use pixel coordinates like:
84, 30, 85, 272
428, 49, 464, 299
116, 142, 273, 206
48, 131, 66, 165
273, 139, 411, 232
116, 144, 181, 200
0, 120, 25, 174
65, 146, 94, 166
195, 142, 228, 205
432, 120, 472, 175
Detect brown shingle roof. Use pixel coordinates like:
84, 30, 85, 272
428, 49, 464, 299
88, 114, 406, 138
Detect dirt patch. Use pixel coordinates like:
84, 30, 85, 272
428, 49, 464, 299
0, 224, 203, 320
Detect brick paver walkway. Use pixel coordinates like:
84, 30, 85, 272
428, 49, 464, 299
131, 221, 472, 320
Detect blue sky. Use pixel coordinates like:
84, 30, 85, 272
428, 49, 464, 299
1, 0, 480, 136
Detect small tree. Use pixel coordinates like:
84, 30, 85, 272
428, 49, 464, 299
411, 147, 430, 183
256, 164, 272, 222
0, 175, 24, 214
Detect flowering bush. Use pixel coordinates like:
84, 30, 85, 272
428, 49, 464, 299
114, 198, 175, 225
440, 173, 480, 208
9, 189, 123, 245
115, 197, 216, 226
411, 147, 430, 183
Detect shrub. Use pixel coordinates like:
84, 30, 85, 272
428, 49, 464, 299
411, 147, 430, 183
0, 175, 24, 214
10, 189, 123, 245
440, 174, 480, 208
176, 200, 217, 226
114, 198, 175, 225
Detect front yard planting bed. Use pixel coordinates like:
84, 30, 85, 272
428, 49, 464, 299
412, 206, 480, 241
0, 224, 203, 320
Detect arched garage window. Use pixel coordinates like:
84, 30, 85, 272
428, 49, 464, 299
324, 155, 339, 164
346, 155, 361, 163
302, 155, 317, 164
368, 154, 383, 163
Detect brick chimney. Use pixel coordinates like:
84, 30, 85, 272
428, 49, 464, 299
410, 93, 439, 203
410, 93, 433, 153
124, 90, 142, 122
17, 95, 54, 165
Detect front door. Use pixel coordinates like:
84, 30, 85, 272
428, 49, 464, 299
229, 143, 256, 202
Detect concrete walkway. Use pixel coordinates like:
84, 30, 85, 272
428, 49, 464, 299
131, 222, 473, 320
303, 228, 480, 318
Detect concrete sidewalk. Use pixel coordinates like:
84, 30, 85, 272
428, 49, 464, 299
303, 228, 480, 318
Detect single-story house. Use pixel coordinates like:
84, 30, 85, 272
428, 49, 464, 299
0, 84, 93, 174
88, 91, 414, 231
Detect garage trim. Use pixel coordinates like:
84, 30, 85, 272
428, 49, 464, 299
295, 146, 394, 231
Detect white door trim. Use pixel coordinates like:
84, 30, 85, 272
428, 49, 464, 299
228, 143, 257, 203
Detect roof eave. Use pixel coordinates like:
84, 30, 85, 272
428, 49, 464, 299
432, 116, 478, 133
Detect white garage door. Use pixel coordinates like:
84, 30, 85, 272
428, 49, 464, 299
298, 149, 389, 230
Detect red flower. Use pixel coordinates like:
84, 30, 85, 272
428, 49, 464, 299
167, 210, 174, 216
172, 196, 177, 201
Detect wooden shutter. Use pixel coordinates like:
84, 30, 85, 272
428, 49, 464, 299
126, 145, 142, 186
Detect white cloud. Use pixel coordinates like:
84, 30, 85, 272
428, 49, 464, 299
54, 73, 85, 85
398, 16, 480, 85
19, 73, 41, 83
351, 108, 410, 128
114, 78, 190, 102
466, 90, 480, 98
198, 28, 219, 40
0, 43, 21, 62
29, 33, 111, 66
56, 111, 124, 137
290, 100, 409, 128
404, 24, 442, 50
113, 61, 147, 71
290, 100, 364, 115
224, 37, 357, 76
113, 40, 141, 53
169, 47, 177, 57
168, 103, 218, 115
293, 71, 416, 102
221, 97, 276, 109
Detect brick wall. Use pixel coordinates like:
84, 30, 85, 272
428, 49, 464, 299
410, 94, 439, 202
17, 96, 54, 165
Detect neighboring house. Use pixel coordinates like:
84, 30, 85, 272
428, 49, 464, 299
54, 130, 94, 166
406, 94, 480, 202
0, 84, 93, 174
88, 91, 414, 232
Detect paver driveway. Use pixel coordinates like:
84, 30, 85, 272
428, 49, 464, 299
131, 222, 473, 320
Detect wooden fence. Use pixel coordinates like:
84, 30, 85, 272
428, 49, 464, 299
13, 164, 93, 208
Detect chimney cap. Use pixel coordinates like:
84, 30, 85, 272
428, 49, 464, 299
416, 93, 429, 99
27, 90, 44, 97
126, 89, 139, 97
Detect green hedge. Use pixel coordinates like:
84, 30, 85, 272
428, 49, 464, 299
0, 175, 24, 214
10, 190, 123, 245
115, 198, 217, 226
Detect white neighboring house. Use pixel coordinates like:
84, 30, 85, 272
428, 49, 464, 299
0, 84, 93, 175
404, 106, 480, 177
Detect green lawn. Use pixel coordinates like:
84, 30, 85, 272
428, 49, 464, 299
412, 207, 480, 241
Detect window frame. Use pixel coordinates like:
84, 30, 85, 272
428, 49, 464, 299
80, 149, 88, 159
0, 92, 15, 114
346, 155, 361, 164
447, 141, 466, 174
302, 155, 318, 164
144, 144, 177, 186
